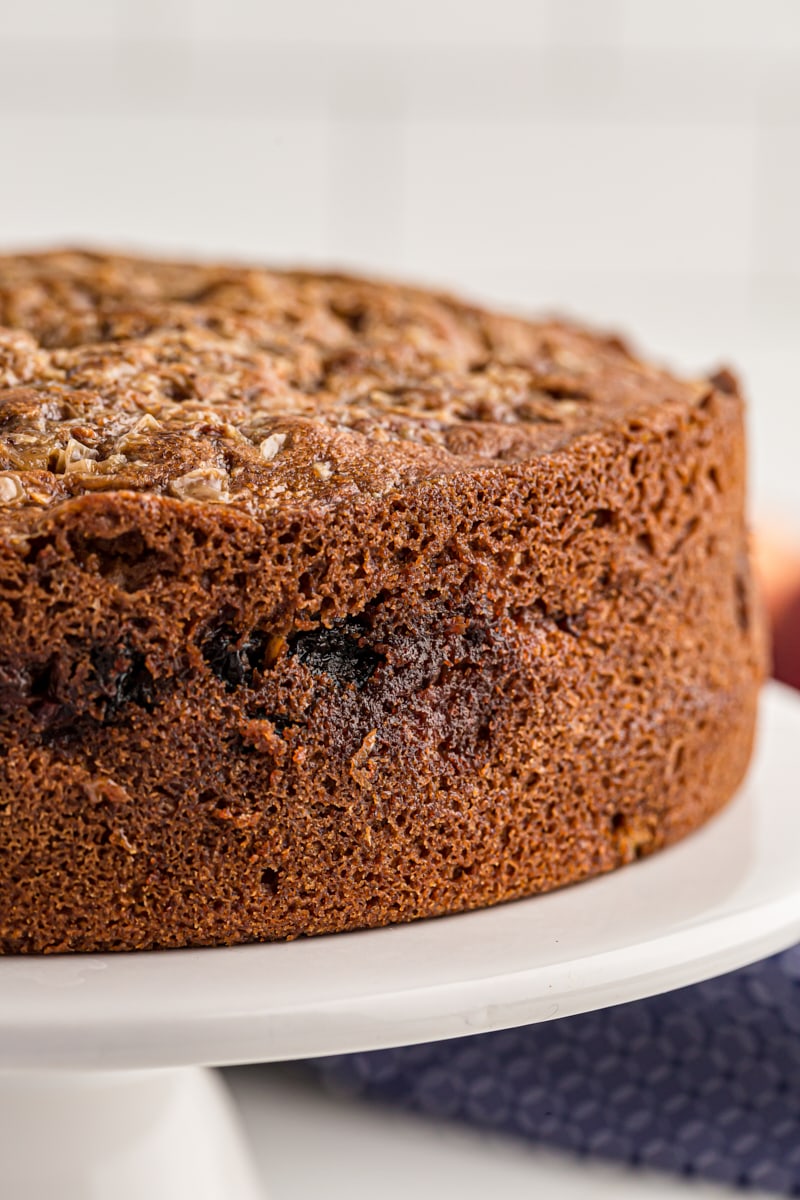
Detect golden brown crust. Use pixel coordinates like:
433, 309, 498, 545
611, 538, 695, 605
0, 249, 714, 511
0, 251, 765, 953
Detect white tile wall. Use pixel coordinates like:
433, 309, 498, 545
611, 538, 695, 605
754, 129, 800, 275
188, 0, 555, 46
0, 0, 797, 520
620, 0, 800, 53
0, 0, 118, 39
0, 114, 333, 261
401, 120, 756, 274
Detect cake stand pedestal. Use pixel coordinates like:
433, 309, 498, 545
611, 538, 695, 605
0, 1068, 261, 1200
2, 682, 799, 1200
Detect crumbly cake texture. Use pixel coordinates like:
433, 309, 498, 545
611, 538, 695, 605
0, 250, 765, 953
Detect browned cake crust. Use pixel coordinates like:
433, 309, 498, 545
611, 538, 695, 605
0, 251, 765, 953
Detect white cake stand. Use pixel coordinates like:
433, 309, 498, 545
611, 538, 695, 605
2, 682, 799, 1200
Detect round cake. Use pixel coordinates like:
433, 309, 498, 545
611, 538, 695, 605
0, 251, 765, 953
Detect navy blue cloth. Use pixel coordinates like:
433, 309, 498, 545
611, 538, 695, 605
312, 946, 800, 1194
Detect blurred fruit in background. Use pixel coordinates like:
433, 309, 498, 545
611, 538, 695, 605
755, 527, 800, 690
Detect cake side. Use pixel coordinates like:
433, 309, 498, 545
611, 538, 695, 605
0, 338, 764, 951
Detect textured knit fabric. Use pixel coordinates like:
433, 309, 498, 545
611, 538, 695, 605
313, 946, 800, 1195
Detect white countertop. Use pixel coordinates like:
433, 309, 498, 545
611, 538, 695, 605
226, 1066, 768, 1200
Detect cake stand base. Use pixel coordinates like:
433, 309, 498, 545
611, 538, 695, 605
0, 1067, 262, 1200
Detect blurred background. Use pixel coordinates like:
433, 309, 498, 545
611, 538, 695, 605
1, 0, 799, 529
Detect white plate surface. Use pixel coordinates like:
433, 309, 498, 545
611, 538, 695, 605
1, 682, 799, 1072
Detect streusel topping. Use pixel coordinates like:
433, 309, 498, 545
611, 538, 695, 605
0, 250, 709, 511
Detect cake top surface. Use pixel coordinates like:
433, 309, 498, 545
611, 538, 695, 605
0, 250, 719, 516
